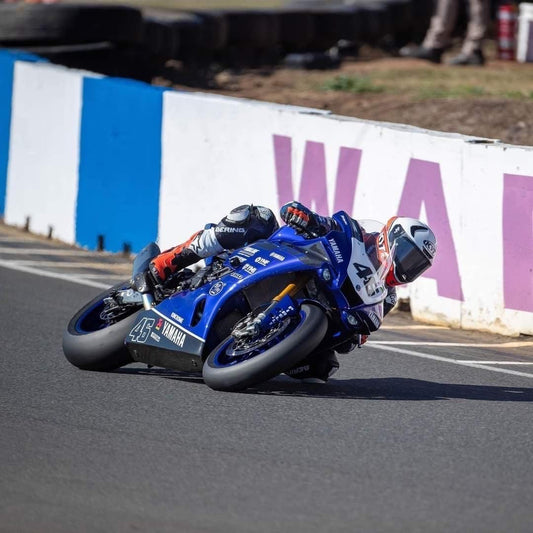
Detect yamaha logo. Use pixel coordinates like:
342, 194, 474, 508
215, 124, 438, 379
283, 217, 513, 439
209, 281, 225, 296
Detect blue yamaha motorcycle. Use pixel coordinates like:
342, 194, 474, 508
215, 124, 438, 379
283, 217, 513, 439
63, 212, 391, 391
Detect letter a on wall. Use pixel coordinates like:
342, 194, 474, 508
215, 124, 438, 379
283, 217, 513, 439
398, 158, 463, 301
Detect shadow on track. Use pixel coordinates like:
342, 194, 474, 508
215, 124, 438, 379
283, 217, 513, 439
116, 367, 533, 402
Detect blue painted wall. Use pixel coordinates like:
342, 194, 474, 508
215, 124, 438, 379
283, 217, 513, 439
0, 50, 44, 215
77, 77, 168, 253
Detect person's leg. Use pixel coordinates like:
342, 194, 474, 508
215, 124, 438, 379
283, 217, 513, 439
422, 0, 459, 50
149, 205, 278, 284
462, 0, 489, 54
449, 0, 488, 64
400, 0, 458, 63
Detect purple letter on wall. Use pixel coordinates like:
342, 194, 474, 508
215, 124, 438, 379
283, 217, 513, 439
273, 135, 362, 215
398, 158, 463, 301
503, 174, 533, 312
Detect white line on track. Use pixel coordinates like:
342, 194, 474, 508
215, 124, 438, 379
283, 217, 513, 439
0, 259, 111, 289
0, 247, 115, 257
457, 361, 533, 365
367, 344, 533, 379
12, 260, 129, 270
381, 325, 449, 330
371, 340, 533, 348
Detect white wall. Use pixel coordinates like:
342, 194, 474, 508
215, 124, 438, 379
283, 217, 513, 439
5, 62, 87, 243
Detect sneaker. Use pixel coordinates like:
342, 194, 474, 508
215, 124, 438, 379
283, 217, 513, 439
285, 350, 339, 383
399, 45, 443, 64
448, 50, 485, 66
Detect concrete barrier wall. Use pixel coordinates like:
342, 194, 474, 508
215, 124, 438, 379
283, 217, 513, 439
1, 51, 166, 251
1, 50, 531, 336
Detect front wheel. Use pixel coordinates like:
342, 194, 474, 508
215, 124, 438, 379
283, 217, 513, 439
202, 303, 327, 392
62, 281, 141, 371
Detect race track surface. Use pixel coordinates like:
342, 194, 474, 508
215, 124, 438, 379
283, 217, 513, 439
1, 224, 532, 533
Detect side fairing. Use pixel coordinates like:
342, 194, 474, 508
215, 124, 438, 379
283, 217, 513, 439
126, 237, 329, 358
126, 308, 206, 357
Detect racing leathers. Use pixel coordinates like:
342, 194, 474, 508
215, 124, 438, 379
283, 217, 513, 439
149, 205, 279, 284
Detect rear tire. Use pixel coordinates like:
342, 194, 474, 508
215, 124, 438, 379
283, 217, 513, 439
0, 4, 143, 45
62, 281, 140, 371
203, 303, 327, 392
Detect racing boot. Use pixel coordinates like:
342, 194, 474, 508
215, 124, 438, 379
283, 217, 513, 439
285, 350, 339, 383
149, 231, 206, 284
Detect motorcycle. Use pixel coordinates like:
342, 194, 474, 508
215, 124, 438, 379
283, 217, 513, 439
62, 211, 393, 392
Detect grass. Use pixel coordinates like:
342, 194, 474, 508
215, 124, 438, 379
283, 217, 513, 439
322, 75, 385, 94
321, 62, 533, 100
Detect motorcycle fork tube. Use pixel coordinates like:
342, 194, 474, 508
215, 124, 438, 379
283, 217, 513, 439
244, 276, 310, 337
142, 293, 155, 310
271, 275, 309, 303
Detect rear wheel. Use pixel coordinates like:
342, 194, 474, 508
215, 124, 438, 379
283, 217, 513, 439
203, 303, 327, 392
62, 281, 141, 371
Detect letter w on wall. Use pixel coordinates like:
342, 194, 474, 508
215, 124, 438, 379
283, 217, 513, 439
273, 135, 362, 216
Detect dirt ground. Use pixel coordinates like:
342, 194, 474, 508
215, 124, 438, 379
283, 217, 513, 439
161, 43, 533, 147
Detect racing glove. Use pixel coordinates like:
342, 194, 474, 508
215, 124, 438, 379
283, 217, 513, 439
280, 201, 317, 232
280, 201, 323, 235
280, 201, 337, 236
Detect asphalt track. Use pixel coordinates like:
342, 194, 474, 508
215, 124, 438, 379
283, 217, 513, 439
1, 224, 532, 533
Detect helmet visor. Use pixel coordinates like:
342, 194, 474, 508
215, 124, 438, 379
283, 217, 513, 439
392, 235, 432, 283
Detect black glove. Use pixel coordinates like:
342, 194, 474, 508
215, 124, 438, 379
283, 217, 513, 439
280, 201, 319, 234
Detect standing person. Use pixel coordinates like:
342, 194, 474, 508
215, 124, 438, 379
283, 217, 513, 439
399, 0, 489, 65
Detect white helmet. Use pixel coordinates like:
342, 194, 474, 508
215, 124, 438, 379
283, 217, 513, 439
378, 217, 437, 286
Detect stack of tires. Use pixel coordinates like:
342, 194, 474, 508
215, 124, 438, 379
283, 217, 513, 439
0, 4, 147, 78
0, 0, 431, 79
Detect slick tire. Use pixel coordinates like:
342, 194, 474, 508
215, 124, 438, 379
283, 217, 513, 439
203, 303, 327, 392
0, 4, 143, 45
276, 9, 315, 53
63, 281, 140, 371
222, 9, 280, 48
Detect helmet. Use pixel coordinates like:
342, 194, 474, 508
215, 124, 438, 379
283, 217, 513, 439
378, 217, 437, 286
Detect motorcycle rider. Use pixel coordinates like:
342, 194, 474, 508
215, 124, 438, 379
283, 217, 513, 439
149, 201, 437, 383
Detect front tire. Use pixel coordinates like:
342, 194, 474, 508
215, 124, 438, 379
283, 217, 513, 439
62, 281, 141, 371
203, 303, 327, 392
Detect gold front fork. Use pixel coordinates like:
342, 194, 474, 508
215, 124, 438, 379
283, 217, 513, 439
272, 276, 309, 302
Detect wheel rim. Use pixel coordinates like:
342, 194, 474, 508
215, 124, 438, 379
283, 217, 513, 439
211, 312, 302, 368
74, 283, 137, 334
75, 300, 109, 334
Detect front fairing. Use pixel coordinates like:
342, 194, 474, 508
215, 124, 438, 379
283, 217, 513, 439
319, 212, 390, 333
130, 234, 333, 357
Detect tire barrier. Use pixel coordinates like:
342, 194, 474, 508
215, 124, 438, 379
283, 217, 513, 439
0, 4, 143, 45
0, 1, 438, 75
214, 9, 282, 69
276, 9, 316, 53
